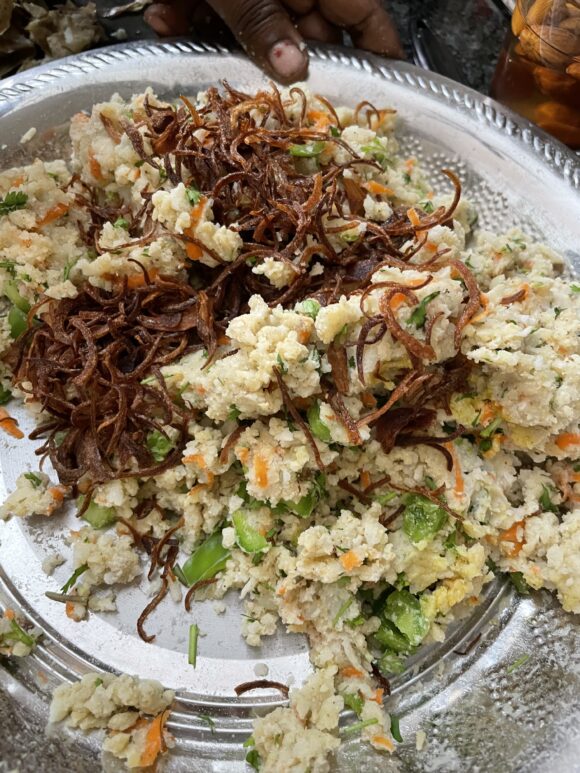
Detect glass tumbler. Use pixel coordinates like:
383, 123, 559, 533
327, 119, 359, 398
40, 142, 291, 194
491, 0, 580, 148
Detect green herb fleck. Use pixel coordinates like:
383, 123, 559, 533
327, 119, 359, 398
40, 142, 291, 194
307, 401, 332, 443
276, 353, 288, 375
333, 597, 354, 627
146, 430, 174, 462
186, 185, 202, 205
402, 172, 411, 184
408, 291, 440, 329
507, 654, 530, 673
0, 191, 28, 216
342, 692, 364, 717
330, 126, 340, 138
382, 589, 429, 647
289, 141, 326, 157
539, 484, 559, 513
0, 385, 12, 405
113, 217, 129, 229
509, 572, 530, 596
341, 718, 379, 736
300, 299, 321, 320
402, 494, 447, 543
61, 564, 89, 593
188, 623, 199, 667
94, 677, 104, 687
198, 714, 215, 733
571, 284, 580, 293
24, 472, 43, 488
227, 405, 241, 421
480, 417, 502, 438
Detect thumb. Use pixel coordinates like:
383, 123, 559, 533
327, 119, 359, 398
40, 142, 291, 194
208, 0, 308, 82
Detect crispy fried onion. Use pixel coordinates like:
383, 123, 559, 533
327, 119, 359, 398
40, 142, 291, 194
234, 680, 289, 698
12, 273, 217, 489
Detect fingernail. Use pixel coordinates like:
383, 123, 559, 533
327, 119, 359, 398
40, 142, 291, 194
268, 40, 306, 79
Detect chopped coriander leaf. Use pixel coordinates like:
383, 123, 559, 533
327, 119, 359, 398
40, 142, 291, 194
4, 280, 30, 312
382, 589, 429, 647
341, 718, 379, 735
61, 564, 89, 593
0, 385, 12, 405
421, 200, 435, 213
245, 749, 262, 770
375, 491, 398, 506
478, 437, 493, 453
94, 677, 104, 687
307, 401, 332, 443
227, 404, 241, 421
342, 692, 364, 717
444, 529, 457, 550
0, 260, 16, 276
300, 298, 320, 319
539, 484, 559, 513
402, 172, 411, 184
276, 353, 288, 374
113, 217, 129, 229
571, 284, 580, 293
62, 260, 77, 281
188, 623, 199, 667
186, 185, 202, 205
330, 126, 340, 137
509, 572, 530, 595
289, 141, 325, 157
348, 355, 355, 368
8, 306, 27, 338
554, 307, 562, 318
0, 191, 28, 216
408, 291, 440, 329
146, 430, 174, 461
507, 654, 530, 673
390, 715, 403, 743
24, 472, 43, 488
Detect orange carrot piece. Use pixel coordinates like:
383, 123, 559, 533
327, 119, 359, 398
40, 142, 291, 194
370, 688, 384, 704
340, 550, 362, 571
364, 180, 396, 197
407, 207, 421, 227
340, 666, 363, 678
88, 149, 104, 182
372, 735, 395, 751
500, 519, 525, 557
4, 609, 15, 621
555, 433, 580, 450
444, 442, 464, 495
254, 454, 269, 489
0, 408, 24, 439
126, 268, 159, 289
36, 202, 69, 228
389, 292, 408, 312
182, 453, 206, 467
360, 471, 371, 490
140, 710, 170, 768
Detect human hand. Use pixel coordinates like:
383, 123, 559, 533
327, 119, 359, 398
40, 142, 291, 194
144, 0, 404, 83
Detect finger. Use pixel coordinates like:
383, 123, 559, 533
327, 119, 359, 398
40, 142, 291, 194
282, 0, 316, 13
208, 0, 308, 82
145, 2, 192, 36
319, 0, 404, 58
296, 11, 342, 44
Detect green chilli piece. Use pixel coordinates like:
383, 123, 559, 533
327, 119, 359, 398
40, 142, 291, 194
146, 430, 174, 462
480, 416, 502, 438
289, 140, 326, 157
8, 306, 27, 338
382, 590, 429, 648
232, 511, 269, 554
307, 401, 332, 443
179, 531, 230, 586
377, 651, 406, 676
61, 564, 89, 593
188, 623, 199, 667
3, 280, 30, 312
341, 718, 379, 736
390, 715, 403, 743
402, 494, 447, 543
374, 620, 410, 653
79, 497, 117, 529
408, 291, 440, 329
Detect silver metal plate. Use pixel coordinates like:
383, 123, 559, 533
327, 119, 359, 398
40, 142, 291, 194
0, 41, 579, 772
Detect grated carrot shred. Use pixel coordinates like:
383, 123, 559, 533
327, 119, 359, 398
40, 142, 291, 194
340, 550, 362, 571
444, 442, 464, 495
49, 487, 65, 504
254, 454, 269, 489
183, 196, 207, 261
372, 735, 395, 751
364, 180, 395, 197
36, 202, 69, 229
140, 710, 170, 768
555, 433, 580, 450
370, 688, 384, 704
126, 268, 159, 289
500, 519, 526, 557
0, 408, 24, 439
340, 666, 363, 678
407, 207, 421, 227
360, 471, 371, 490
88, 149, 104, 181
182, 453, 206, 468
389, 292, 408, 312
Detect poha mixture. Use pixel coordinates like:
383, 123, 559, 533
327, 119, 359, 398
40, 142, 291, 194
0, 83, 579, 771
